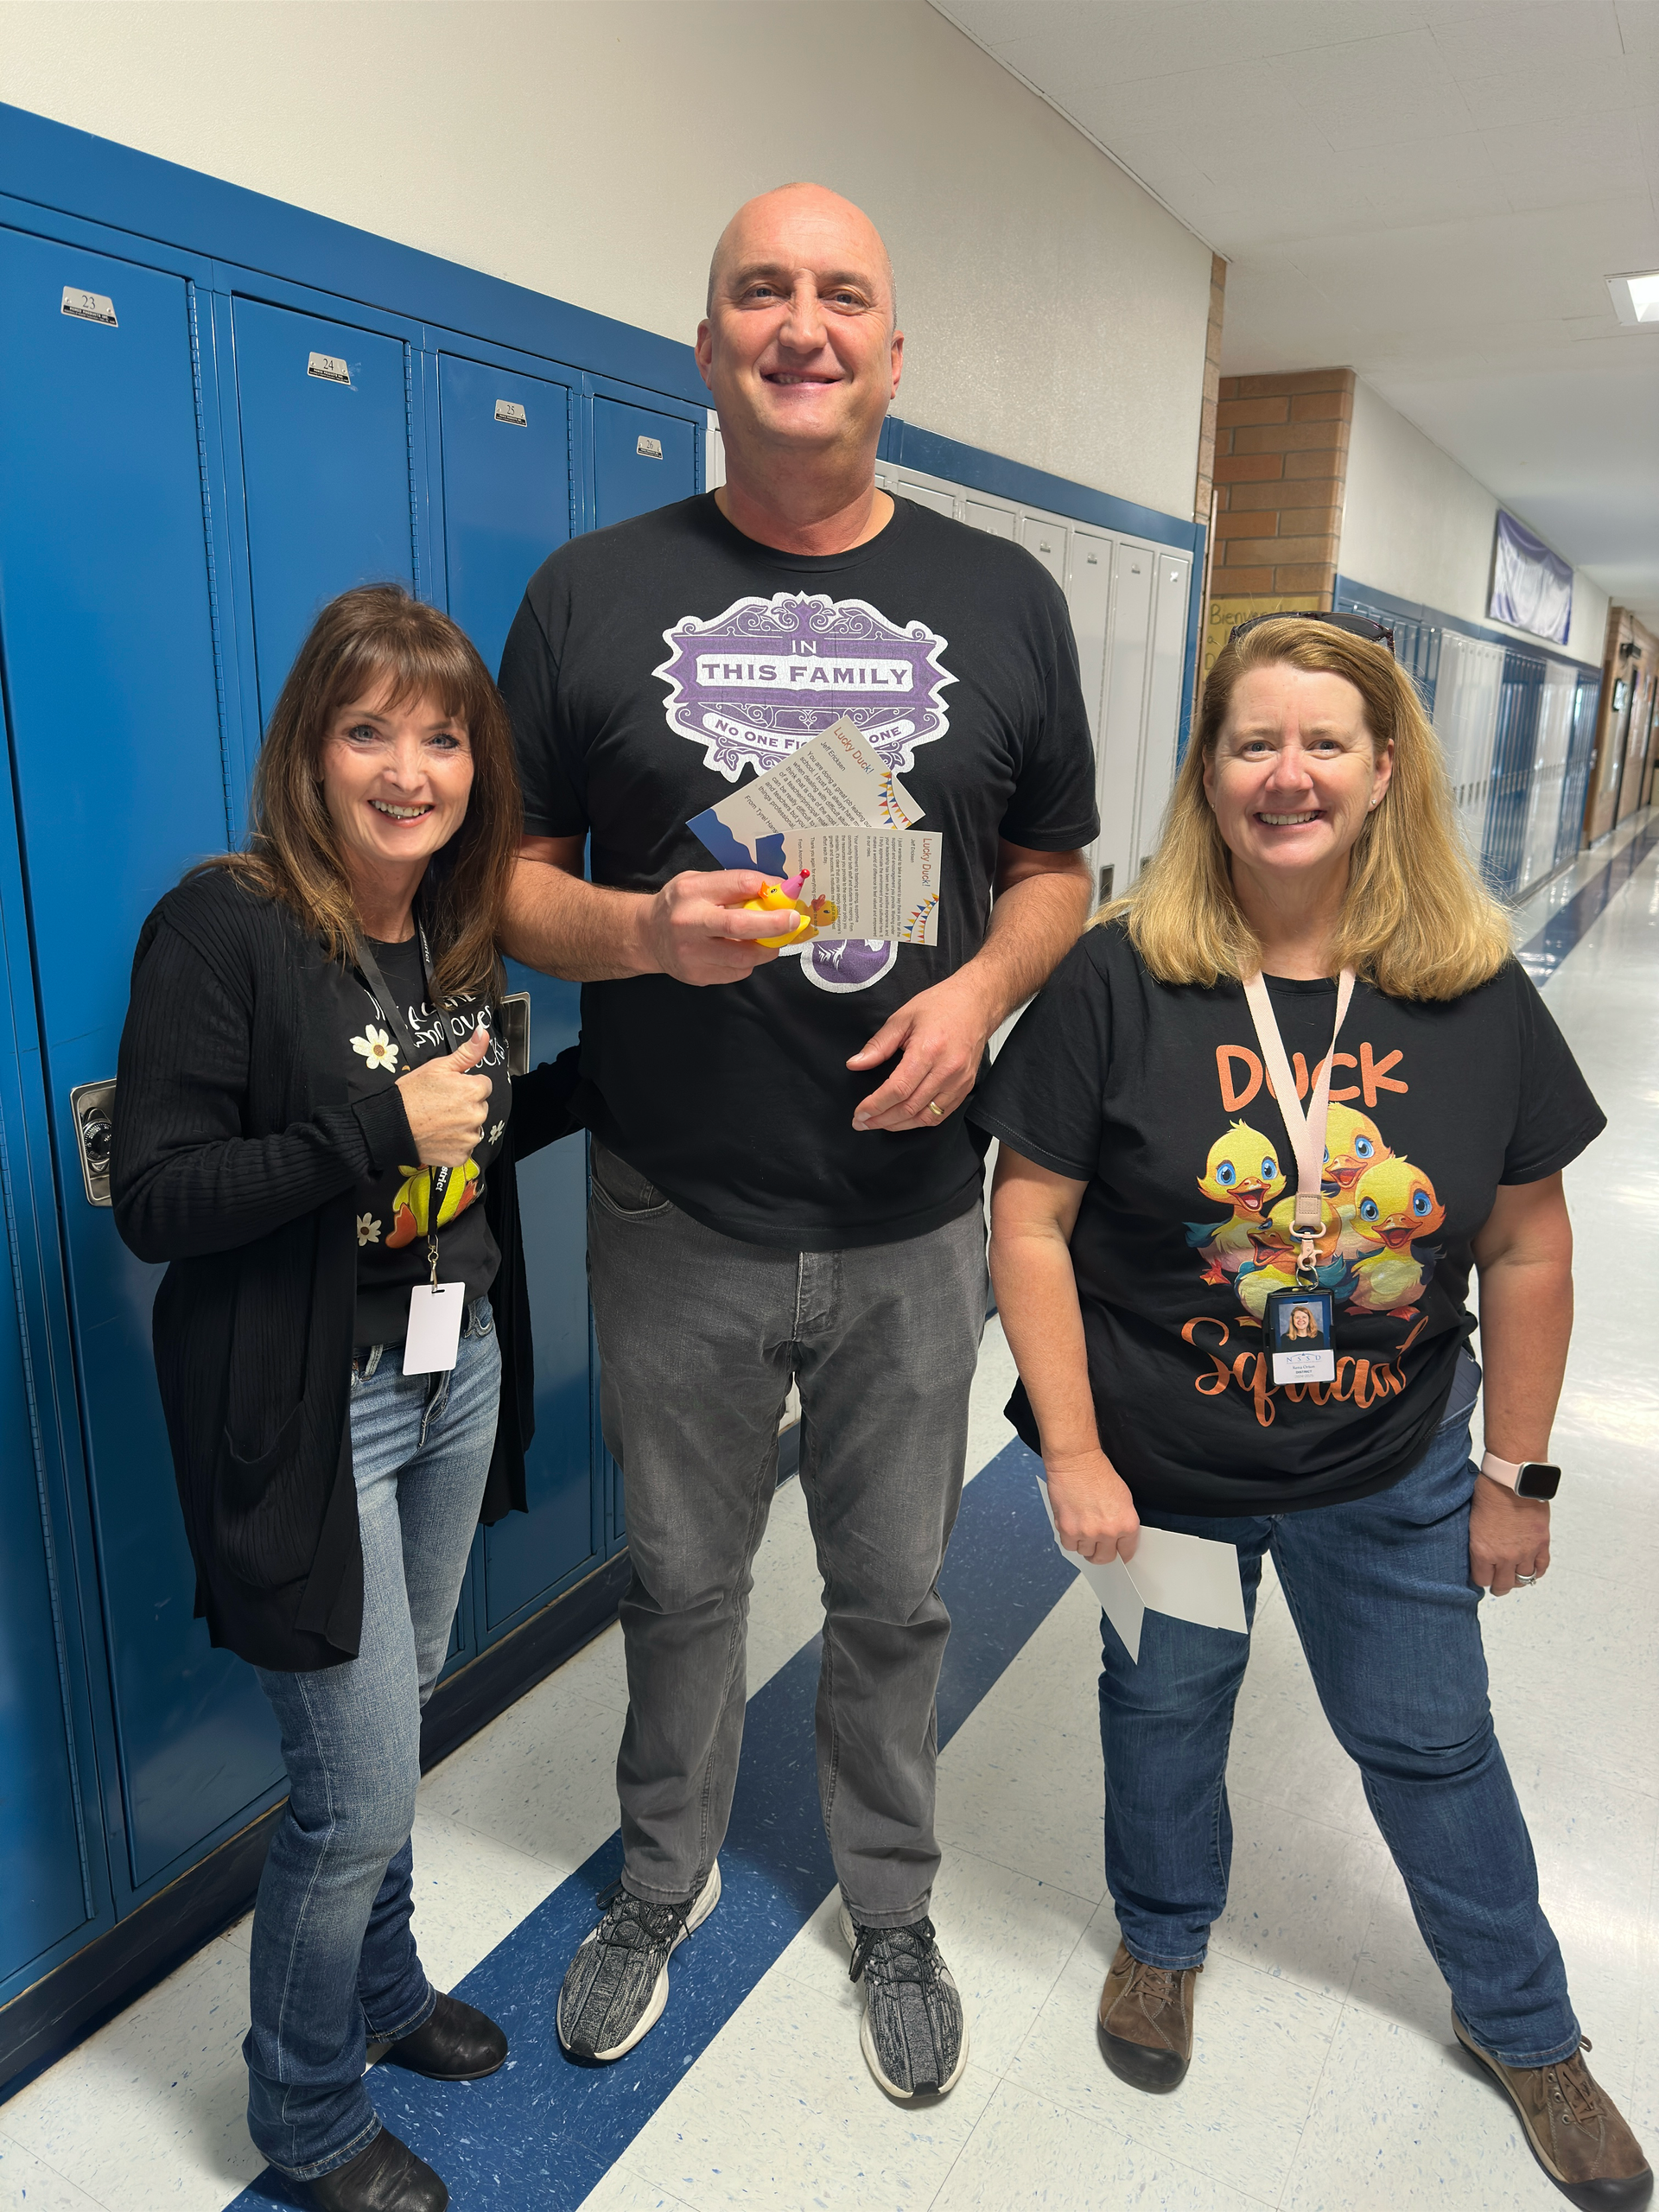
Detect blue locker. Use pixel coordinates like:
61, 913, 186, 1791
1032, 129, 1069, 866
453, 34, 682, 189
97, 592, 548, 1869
1484, 650, 1546, 895
231, 297, 416, 718
437, 353, 571, 676
435, 352, 595, 1634
592, 394, 698, 527
0, 226, 284, 1891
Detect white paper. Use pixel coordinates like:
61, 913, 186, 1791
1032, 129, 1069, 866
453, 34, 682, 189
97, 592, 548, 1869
687, 715, 921, 872
776, 828, 944, 944
1035, 1475, 1247, 1661
403, 1282, 465, 1375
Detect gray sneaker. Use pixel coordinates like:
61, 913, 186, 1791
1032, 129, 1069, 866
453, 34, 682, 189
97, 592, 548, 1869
557, 1862, 721, 2062
839, 1904, 969, 2098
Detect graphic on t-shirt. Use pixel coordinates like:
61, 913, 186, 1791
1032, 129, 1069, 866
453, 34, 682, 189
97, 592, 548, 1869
1186, 1122, 1285, 1285
1346, 1155, 1446, 1317
385, 1159, 481, 1250
655, 593, 954, 784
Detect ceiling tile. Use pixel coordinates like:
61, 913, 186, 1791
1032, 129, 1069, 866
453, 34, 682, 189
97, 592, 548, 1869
1267, 27, 1478, 145
1427, 2, 1624, 77
1457, 48, 1659, 125
1614, 0, 1659, 52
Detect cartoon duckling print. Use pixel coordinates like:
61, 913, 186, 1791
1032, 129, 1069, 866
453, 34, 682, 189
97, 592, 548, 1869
1321, 1101, 1394, 1266
1235, 1190, 1350, 1319
1346, 1154, 1446, 1318
1187, 1121, 1286, 1286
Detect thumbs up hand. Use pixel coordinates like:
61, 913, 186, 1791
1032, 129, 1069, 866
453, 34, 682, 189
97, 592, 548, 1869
396, 1023, 494, 1166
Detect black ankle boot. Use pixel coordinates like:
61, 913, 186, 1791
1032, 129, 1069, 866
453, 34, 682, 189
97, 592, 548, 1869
385, 1989, 508, 2081
308, 2129, 448, 2211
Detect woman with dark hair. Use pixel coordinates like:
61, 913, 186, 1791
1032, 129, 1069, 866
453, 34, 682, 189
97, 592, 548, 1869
113, 586, 578, 2212
976, 618, 1649, 2209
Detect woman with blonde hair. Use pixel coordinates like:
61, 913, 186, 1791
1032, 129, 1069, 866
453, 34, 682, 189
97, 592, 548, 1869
114, 586, 578, 2212
973, 617, 1649, 2209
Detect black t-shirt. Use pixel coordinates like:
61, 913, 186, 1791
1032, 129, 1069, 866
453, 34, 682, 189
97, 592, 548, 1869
969, 922, 1605, 1515
498, 493, 1098, 1250
332, 934, 512, 1344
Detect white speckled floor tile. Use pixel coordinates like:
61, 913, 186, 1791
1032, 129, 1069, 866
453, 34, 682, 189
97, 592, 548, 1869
625, 1969, 995, 2209
548, 1617, 632, 1715
1278, 2002, 1542, 2212
415, 1669, 624, 1870
0, 2135, 110, 2212
1224, 1597, 1376, 1839
1483, 1558, 1659, 1800
776, 1843, 1095, 2077
574, 2162, 700, 2211
964, 1314, 1020, 1484
1209, 1792, 1393, 2002
0, 1938, 261, 2212
931, 2080, 1268, 2211
934, 1685, 1109, 1904
1007, 1904, 1341, 2201
404, 1806, 563, 1996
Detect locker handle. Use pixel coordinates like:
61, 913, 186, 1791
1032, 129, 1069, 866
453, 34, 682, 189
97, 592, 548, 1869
70, 1078, 117, 1207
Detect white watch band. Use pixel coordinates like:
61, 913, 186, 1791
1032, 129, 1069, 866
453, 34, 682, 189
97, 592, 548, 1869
1480, 1452, 1524, 1491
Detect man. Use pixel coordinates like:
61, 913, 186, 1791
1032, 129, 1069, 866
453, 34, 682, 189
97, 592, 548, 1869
499, 183, 1096, 2098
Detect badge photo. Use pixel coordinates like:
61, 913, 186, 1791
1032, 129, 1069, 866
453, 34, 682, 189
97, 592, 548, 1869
1266, 1287, 1336, 1384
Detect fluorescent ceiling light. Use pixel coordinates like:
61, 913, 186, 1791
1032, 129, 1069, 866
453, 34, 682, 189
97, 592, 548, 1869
1606, 270, 1659, 327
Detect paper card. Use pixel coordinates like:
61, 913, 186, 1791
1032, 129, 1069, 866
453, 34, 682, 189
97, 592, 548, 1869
1036, 1475, 1144, 1662
776, 829, 944, 944
1120, 1524, 1249, 1637
687, 714, 921, 872
403, 1282, 465, 1375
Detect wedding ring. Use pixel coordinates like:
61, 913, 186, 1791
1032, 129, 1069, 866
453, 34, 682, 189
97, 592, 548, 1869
1515, 1572, 1539, 1587
926, 1099, 944, 1118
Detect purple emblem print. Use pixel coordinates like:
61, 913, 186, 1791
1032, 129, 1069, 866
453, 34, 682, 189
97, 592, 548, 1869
654, 592, 954, 782
795, 938, 899, 995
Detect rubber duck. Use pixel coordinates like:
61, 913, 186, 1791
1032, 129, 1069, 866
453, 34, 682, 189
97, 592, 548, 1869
743, 868, 830, 949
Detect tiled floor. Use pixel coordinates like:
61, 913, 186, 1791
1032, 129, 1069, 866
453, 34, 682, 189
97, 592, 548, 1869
4, 811, 1656, 2212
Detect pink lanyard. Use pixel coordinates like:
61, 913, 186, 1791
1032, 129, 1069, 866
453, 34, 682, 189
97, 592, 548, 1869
1240, 967, 1357, 1281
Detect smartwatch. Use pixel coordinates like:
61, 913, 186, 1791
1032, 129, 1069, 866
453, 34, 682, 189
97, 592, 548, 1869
1480, 1452, 1561, 1500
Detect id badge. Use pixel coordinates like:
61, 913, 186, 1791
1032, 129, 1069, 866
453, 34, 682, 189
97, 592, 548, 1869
404, 1282, 465, 1375
1266, 1287, 1336, 1385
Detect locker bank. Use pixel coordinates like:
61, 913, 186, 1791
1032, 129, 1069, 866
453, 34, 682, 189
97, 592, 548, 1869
0, 103, 1207, 2085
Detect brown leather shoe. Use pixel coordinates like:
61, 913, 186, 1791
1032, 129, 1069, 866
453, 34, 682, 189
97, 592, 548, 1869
1454, 2014, 1653, 2209
1096, 1941, 1199, 2093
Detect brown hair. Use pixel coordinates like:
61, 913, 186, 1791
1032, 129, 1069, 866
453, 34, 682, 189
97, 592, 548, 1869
1103, 616, 1511, 1001
206, 586, 521, 998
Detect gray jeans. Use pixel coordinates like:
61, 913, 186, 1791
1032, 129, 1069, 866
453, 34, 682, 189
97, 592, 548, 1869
588, 1142, 988, 1929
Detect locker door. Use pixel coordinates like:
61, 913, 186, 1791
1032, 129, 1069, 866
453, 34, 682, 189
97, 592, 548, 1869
1062, 531, 1114, 900
232, 298, 415, 716
1020, 515, 1068, 588
964, 499, 1015, 539
0, 227, 283, 1891
897, 477, 957, 518
592, 397, 696, 528
1096, 543, 1155, 899
435, 357, 594, 1638
1132, 551, 1192, 877
437, 354, 571, 677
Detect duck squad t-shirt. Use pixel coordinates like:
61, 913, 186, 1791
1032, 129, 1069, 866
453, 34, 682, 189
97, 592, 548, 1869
969, 921, 1605, 1515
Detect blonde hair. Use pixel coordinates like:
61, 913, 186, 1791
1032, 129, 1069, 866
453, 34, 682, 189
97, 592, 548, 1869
1103, 617, 1511, 1001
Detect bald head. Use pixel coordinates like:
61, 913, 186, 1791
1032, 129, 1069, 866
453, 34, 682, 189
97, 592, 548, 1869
706, 181, 897, 327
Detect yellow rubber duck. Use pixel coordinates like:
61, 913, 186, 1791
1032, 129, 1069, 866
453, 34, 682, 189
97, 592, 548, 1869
743, 869, 836, 948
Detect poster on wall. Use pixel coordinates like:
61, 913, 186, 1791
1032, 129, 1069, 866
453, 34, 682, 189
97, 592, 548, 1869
1489, 511, 1573, 645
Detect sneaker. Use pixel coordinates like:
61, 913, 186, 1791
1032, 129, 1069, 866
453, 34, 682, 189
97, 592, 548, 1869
556, 1861, 721, 2062
838, 1904, 969, 2098
1453, 2013, 1652, 2210
1096, 1941, 1199, 2094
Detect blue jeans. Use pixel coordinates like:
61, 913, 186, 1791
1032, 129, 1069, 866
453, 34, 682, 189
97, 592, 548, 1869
244, 1300, 499, 2181
1099, 1404, 1579, 2068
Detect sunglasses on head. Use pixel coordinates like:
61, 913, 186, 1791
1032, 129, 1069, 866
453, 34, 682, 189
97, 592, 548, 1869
1227, 611, 1395, 657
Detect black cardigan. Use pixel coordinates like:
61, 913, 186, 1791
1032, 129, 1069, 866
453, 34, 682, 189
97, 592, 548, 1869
111, 870, 582, 1671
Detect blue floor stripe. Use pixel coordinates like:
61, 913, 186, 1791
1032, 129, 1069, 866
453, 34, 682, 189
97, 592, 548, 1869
227, 1437, 1071, 2209
1518, 818, 1659, 983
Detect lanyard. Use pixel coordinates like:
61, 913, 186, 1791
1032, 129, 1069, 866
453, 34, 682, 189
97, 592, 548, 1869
1240, 966, 1356, 1286
353, 912, 465, 1286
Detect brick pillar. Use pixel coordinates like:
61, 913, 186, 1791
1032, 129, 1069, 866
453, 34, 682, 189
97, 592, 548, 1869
1193, 254, 1226, 528
1202, 366, 1354, 679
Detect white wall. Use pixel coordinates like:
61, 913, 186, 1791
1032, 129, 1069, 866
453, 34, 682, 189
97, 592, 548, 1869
0, 0, 1214, 524
1340, 378, 1609, 665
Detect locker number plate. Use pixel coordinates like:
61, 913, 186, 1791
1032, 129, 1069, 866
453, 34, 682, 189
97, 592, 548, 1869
636, 435, 663, 460
307, 352, 352, 385
61, 287, 118, 327
494, 399, 528, 426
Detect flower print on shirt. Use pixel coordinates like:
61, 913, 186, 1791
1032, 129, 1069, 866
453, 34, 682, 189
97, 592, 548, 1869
352, 1024, 398, 1073
486, 1119, 505, 1148
356, 1214, 382, 1247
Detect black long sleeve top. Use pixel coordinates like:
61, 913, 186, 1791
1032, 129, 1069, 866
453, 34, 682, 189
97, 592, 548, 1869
111, 868, 582, 1670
